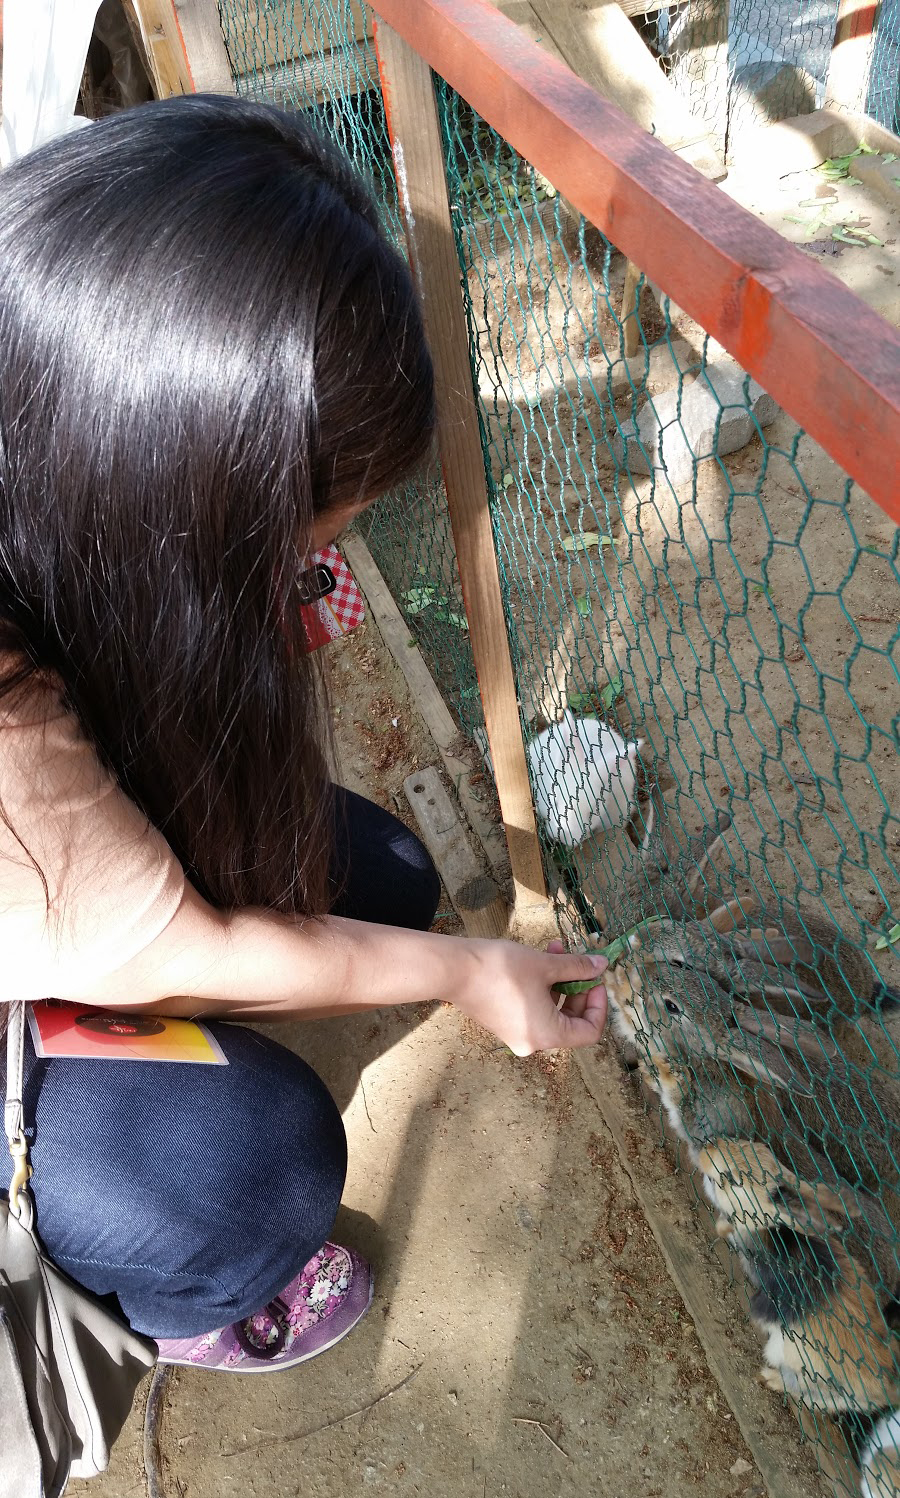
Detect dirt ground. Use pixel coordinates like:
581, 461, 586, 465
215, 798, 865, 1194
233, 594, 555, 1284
70, 611, 775, 1498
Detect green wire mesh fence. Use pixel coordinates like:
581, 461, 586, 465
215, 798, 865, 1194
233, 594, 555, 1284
869, 0, 900, 130
217, 0, 899, 1484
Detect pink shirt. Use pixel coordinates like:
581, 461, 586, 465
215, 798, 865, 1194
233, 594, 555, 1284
0, 673, 184, 1002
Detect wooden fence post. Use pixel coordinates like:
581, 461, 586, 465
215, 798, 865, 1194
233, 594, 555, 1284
373, 18, 551, 921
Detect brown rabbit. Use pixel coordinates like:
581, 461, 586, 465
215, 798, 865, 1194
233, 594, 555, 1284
631, 957, 900, 1195
697, 1139, 900, 1414
598, 786, 736, 936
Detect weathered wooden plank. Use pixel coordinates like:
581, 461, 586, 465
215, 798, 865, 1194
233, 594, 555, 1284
341, 533, 510, 883
404, 766, 509, 938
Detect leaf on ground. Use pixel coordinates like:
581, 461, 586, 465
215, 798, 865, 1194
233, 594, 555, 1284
502, 472, 515, 489
832, 226, 879, 246
575, 595, 592, 616
600, 674, 623, 710
561, 530, 613, 553
401, 585, 437, 614
882, 152, 898, 164
875, 922, 900, 951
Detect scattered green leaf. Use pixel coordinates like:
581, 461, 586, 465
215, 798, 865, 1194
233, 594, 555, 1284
875, 923, 900, 951
575, 594, 592, 616
502, 472, 515, 489
401, 584, 437, 615
600, 674, 623, 710
882, 152, 898, 164
561, 530, 613, 554
831, 225, 881, 246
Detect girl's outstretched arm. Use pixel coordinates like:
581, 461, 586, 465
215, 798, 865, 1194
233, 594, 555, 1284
62, 882, 608, 1056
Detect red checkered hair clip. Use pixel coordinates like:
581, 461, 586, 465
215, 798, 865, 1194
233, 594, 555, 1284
298, 545, 366, 652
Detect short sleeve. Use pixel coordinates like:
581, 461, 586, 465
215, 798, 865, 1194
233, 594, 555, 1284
0, 676, 185, 1002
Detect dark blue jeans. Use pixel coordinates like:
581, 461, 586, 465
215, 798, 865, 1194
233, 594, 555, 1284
23, 789, 439, 1338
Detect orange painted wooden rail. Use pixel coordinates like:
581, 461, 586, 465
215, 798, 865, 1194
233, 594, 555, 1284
369, 0, 900, 523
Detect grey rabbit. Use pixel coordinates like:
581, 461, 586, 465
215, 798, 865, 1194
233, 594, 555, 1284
598, 779, 737, 936
609, 956, 900, 1411
637, 957, 900, 1196
644, 902, 898, 1024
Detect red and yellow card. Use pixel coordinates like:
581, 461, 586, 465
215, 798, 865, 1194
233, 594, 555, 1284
28, 1002, 228, 1065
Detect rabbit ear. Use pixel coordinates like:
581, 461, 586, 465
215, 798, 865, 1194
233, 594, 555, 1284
737, 1005, 843, 1068
702, 895, 759, 934
733, 931, 817, 968
684, 812, 732, 898
724, 1040, 813, 1094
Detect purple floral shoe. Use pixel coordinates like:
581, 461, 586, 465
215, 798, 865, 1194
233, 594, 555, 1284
156, 1243, 373, 1373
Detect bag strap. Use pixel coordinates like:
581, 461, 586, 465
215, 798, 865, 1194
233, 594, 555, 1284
5, 1001, 32, 1216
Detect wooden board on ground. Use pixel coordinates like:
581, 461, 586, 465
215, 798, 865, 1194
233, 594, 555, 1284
130, 0, 194, 96
404, 766, 509, 939
342, 533, 511, 885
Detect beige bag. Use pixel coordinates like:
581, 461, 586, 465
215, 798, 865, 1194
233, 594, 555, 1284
0, 1001, 157, 1498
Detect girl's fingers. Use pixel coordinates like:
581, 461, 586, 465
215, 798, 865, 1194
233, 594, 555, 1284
554, 989, 608, 1047
546, 950, 608, 986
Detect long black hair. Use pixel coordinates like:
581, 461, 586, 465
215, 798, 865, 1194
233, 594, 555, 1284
0, 94, 434, 915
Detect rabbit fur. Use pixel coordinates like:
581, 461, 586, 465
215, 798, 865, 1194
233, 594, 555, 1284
697, 1140, 900, 1414
527, 709, 642, 847
861, 1410, 900, 1498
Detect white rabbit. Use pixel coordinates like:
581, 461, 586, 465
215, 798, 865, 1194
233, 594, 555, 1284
526, 709, 643, 847
861, 1410, 900, 1497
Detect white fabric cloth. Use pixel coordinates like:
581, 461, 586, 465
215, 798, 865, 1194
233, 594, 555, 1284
0, 0, 102, 165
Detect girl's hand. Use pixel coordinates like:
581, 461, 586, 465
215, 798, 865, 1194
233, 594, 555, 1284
452, 936, 607, 1056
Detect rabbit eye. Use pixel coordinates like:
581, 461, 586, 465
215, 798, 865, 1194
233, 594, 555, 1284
664, 999, 681, 1015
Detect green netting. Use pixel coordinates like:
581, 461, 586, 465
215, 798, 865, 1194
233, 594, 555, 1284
217, 1, 899, 1484
631, 1, 900, 156
869, 0, 900, 130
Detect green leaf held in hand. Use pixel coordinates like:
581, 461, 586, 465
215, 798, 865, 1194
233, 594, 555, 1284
551, 918, 663, 996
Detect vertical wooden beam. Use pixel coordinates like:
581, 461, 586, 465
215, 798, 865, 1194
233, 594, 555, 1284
130, 0, 194, 96
825, 0, 880, 115
373, 19, 550, 915
171, 0, 235, 93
